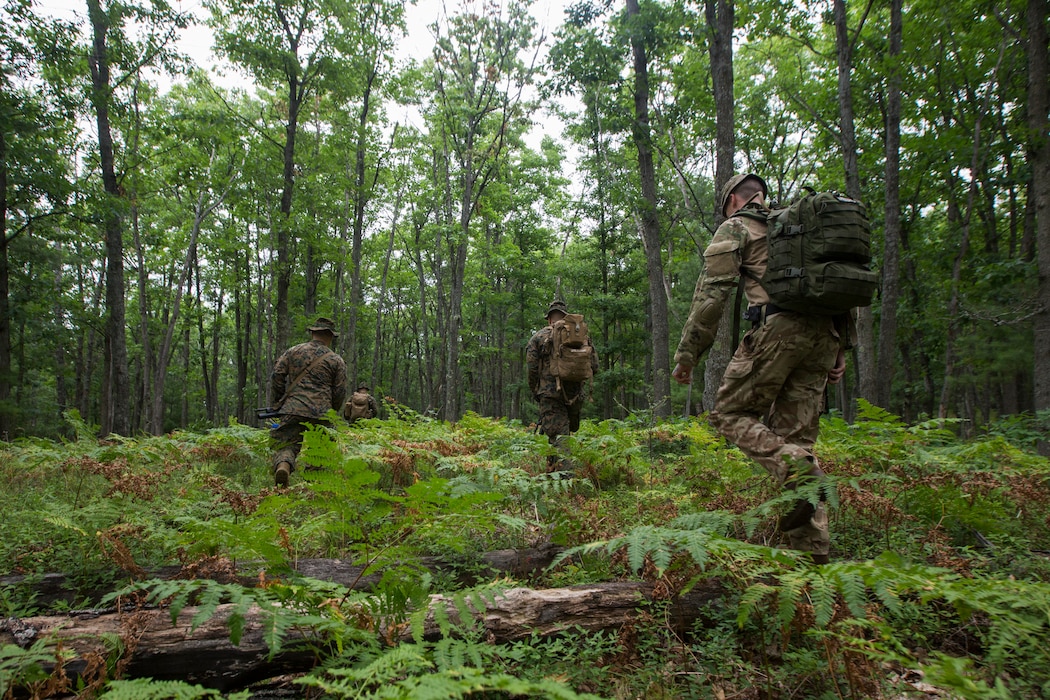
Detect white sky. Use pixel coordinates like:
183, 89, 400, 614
32, 0, 574, 86
34, 0, 578, 153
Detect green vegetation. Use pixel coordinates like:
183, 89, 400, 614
2, 408, 1049, 698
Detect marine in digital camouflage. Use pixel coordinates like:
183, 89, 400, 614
269, 322, 347, 480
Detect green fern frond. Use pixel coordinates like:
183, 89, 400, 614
808, 576, 837, 627
775, 571, 807, 629
737, 582, 776, 628
98, 678, 250, 699
855, 399, 905, 427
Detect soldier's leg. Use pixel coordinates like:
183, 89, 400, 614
270, 419, 306, 480
766, 324, 839, 559
708, 315, 816, 484
708, 315, 833, 559
539, 397, 571, 471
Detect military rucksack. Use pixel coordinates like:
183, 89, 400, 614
739, 190, 878, 315
549, 313, 594, 389
345, 391, 371, 422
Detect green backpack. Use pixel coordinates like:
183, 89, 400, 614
739, 190, 878, 315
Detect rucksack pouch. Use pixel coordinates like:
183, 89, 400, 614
770, 196, 871, 265
553, 346, 594, 383
764, 261, 878, 315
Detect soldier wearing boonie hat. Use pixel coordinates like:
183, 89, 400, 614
268, 317, 348, 487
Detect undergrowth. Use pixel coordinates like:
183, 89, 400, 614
0, 405, 1048, 698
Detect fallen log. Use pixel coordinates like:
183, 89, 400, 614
0, 544, 564, 610
1, 579, 728, 691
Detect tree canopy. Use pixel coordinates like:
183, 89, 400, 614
2, 0, 1048, 438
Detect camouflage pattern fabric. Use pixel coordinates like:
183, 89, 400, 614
708, 311, 840, 556
270, 340, 347, 420
537, 396, 582, 447
674, 206, 848, 557
674, 209, 772, 368
526, 325, 598, 402
270, 418, 328, 473
344, 391, 380, 423
269, 340, 347, 474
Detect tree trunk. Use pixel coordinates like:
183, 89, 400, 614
348, 67, 378, 388
626, 0, 672, 418
1, 580, 727, 691
832, 0, 874, 414
875, 0, 903, 411
87, 0, 130, 437
702, 0, 736, 414
0, 130, 12, 439
1028, 0, 1050, 412
274, 73, 302, 352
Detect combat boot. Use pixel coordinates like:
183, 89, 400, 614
779, 454, 826, 532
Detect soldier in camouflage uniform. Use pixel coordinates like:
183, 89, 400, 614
527, 300, 599, 472
269, 317, 348, 487
671, 174, 854, 564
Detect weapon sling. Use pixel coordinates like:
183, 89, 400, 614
276, 349, 334, 409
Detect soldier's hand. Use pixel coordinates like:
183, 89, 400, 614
827, 350, 846, 384
672, 363, 693, 385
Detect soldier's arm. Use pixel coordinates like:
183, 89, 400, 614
673, 224, 745, 368
331, 359, 348, 411
525, 335, 541, 395
270, 355, 288, 406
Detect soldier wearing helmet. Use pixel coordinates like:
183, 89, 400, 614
672, 174, 853, 564
526, 300, 599, 473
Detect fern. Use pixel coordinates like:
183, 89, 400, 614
298, 640, 608, 699
98, 678, 251, 699
0, 639, 65, 695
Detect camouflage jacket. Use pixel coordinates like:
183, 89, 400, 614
674, 205, 856, 369
270, 340, 347, 420
526, 325, 599, 400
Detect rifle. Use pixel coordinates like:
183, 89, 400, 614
255, 407, 281, 420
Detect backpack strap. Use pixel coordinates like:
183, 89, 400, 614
278, 349, 333, 407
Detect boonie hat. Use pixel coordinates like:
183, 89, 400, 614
308, 317, 339, 337
546, 300, 568, 318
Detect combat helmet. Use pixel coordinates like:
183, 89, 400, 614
718, 173, 768, 217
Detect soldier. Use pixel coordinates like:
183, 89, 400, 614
526, 300, 599, 472
344, 384, 380, 424
269, 317, 348, 487
671, 174, 853, 564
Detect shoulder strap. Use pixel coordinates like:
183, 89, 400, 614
279, 348, 333, 405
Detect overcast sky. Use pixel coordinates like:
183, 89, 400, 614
34, 0, 573, 82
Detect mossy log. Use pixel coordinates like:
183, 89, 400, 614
0, 579, 727, 691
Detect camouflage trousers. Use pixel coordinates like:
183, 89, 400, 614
270, 417, 330, 475
708, 312, 840, 556
538, 396, 582, 468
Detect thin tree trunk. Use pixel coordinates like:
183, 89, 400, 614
372, 180, 403, 392
833, 0, 874, 416
875, 0, 903, 410
349, 66, 378, 388
0, 130, 12, 439
87, 0, 130, 436
626, 0, 671, 418
702, 0, 735, 414
1028, 0, 1050, 412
